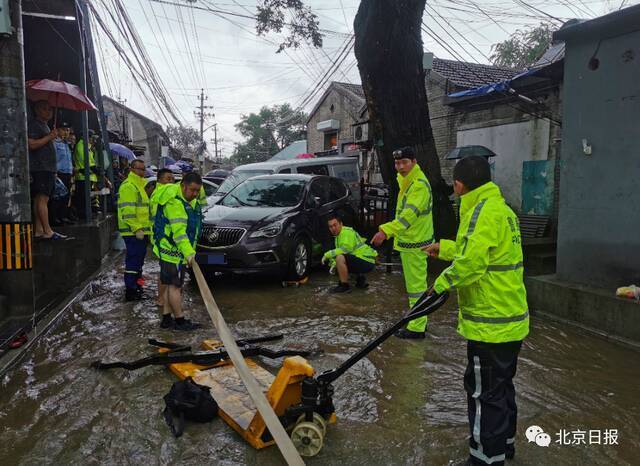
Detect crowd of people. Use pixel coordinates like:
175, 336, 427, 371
27, 100, 115, 241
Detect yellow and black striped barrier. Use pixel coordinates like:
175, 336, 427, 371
0, 223, 33, 271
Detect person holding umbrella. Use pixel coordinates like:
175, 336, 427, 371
27, 100, 67, 240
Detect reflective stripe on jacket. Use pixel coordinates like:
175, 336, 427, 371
323, 226, 378, 266
380, 164, 434, 252
433, 182, 529, 343
73, 138, 97, 182
117, 171, 151, 236
152, 184, 202, 265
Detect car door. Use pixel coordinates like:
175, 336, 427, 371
304, 177, 332, 257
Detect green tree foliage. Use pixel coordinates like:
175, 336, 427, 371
166, 125, 201, 159
255, 0, 323, 53
490, 23, 556, 69
231, 103, 307, 165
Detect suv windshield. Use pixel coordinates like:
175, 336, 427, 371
216, 170, 271, 195
222, 179, 306, 208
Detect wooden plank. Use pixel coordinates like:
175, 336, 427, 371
191, 262, 305, 466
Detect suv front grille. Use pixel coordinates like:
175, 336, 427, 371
199, 226, 246, 248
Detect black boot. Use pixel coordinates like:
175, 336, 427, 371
355, 274, 369, 289
394, 327, 425, 339
330, 282, 351, 293
125, 288, 140, 301
506, 444, 515, 460
160, 314, 174, 329
174, 317, 201, 331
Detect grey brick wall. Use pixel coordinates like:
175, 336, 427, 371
307, 89, 361, 154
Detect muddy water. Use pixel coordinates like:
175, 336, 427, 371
1, 259, 638, 466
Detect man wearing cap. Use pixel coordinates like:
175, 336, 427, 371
371, 146, 434, 339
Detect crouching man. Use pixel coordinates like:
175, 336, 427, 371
322, 215, 377, 293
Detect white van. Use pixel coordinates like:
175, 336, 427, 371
211, 156, 361, 205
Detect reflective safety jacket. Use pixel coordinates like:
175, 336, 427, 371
117, 171, 151, 237
152, 183, 202, 265
149, 182, 173, 245
380, 164, 434, 252
73, 138, 98, 182
323, 226, 378, 266
198, 186, 208, 210
433, 182, 529, 343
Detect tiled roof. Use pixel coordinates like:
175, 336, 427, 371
333, 81, 366, 101
431, 58, 518, 89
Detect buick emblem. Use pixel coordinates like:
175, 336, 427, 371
208, 229, 220, 243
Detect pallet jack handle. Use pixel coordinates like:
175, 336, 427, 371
316, 291, 449, 385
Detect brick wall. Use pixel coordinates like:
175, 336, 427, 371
307, 88, 362, 154
426, 71, 562, 217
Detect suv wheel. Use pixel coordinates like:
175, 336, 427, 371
287, 237, 310, 280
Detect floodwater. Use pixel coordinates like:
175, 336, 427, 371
1, 257, 638, 466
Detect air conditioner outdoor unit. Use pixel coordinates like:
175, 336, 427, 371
354, 123, 369, 143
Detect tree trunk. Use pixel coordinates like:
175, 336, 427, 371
354, 0, 456, 239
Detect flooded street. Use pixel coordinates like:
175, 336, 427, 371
1, 256, 638, 466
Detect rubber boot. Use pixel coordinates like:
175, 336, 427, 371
330, 282, 351, 293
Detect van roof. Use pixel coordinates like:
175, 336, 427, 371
233, 156, 358, 172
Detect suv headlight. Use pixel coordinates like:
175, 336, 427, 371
249, 220, 283, 238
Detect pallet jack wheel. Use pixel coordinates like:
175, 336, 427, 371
296, 412, 327, 435
291, 421, 324, 457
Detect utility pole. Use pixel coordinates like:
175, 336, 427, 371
0, 0, 35, 331
213, 124, 218, 163
194, 89, 213, 172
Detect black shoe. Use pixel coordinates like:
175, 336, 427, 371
174, 318, 201, 331
125, 288, 141, 301
51, 219, 64, 227
330, 282, 351, 293
355, 275, 369, 289
394, 327, 425, 339
160, 315, 174, 329
506, 445, 515, 460
61, 217, 75, 225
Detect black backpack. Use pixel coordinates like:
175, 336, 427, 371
163, 377, 219, 437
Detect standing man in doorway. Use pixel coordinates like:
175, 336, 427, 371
152, 172, 203, 331
371, 147, 433, 339
117, 158, 151, 301
27, 100, 67, 240
425, 156, 529, 465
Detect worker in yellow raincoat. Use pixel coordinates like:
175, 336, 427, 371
371, 147, 434, 339
425, 155, 529, 465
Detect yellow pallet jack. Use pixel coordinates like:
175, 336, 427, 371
93, 292, 448, 457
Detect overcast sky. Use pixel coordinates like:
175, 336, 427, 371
92, 0, 636, 158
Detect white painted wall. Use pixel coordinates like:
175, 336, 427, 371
456, 119, 550, 211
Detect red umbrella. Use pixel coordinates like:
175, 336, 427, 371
26, 79, 97, 125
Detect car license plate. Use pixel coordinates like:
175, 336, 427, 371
196, 253, 226, 265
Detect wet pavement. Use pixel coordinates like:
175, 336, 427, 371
1, 256, 639, 465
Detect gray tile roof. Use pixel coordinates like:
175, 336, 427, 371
431, 58, 518, 89
333, 82, 366, 101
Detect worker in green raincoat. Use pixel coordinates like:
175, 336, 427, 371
371, 147, 434, 339
152, 172, 203, 331
322, 214, 378, 292
424, 155, 529, 466
149, 168, 176, 309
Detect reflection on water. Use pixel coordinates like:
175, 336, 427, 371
1, 263, 638, 465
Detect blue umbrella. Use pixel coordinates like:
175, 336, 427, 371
109, 143, 136, 161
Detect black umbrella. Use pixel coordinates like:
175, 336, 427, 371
445, 145, 497, 160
